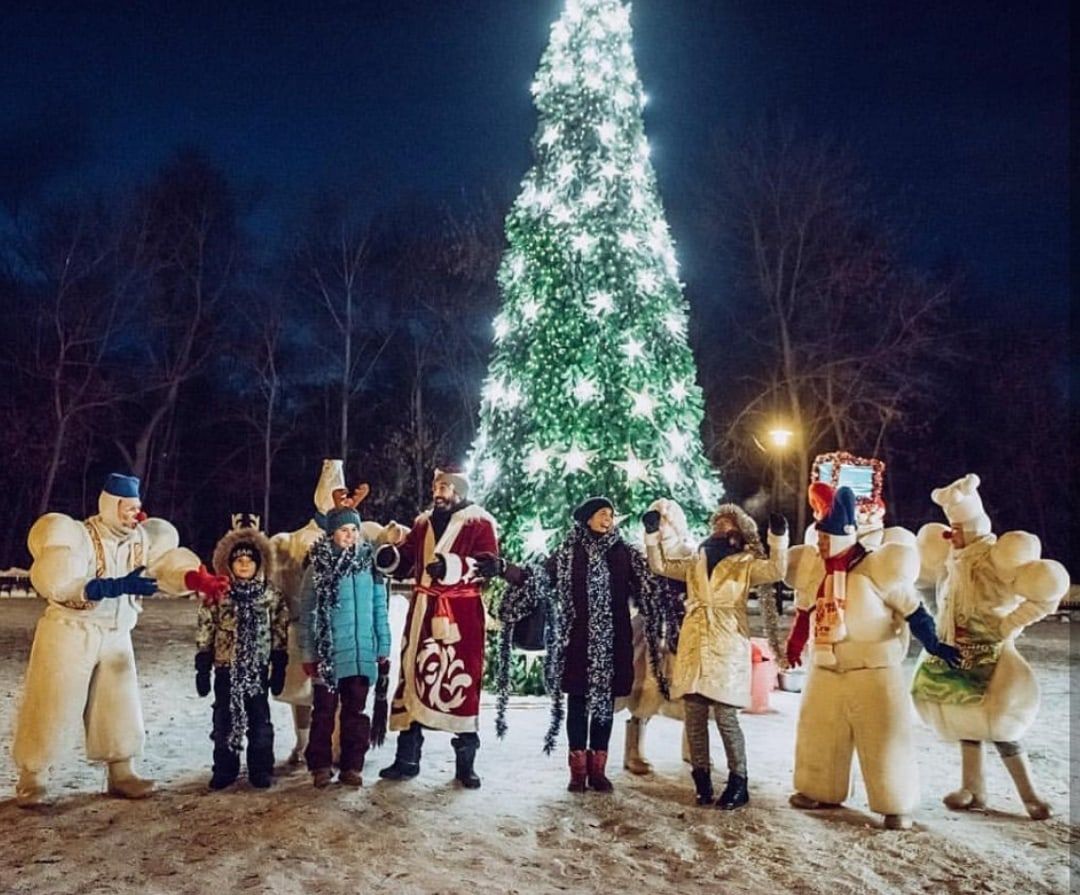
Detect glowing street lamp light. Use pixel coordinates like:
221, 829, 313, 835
768, 428, 794, 451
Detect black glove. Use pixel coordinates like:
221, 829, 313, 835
375, 658, 391, 697
375, 544, 398, 572
195, 651, 213, 697
641, 510, 661, 534
268, 649, 288, 696
425, 555, 447, 581
907, 605, 961, 668
476, 552, 505, 579
85, 567, 158, 600
768, 513, 788, 536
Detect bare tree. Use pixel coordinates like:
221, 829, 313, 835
378, 199, 503, 505
5, 203, 132, 514
112, 151, 239, 498
297, 201, 395, 462
702, 121, 958, 532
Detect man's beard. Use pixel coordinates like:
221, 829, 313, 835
433, 496, 457, 511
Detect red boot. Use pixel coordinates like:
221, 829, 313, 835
567, 749, 587, 793
587, 749, 614, 793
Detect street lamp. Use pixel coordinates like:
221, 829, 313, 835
765, 425, 795, 618
766, 426, 794, 504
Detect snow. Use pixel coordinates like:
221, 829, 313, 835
0, 598, 1073, 895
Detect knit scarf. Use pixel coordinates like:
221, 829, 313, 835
496, 524, 669, 754
227, 577, 268, 751
812, 543, 866, 667
938, 536, 996, 646
308, 536, 373, 691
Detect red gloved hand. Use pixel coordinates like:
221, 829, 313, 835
184, 564, 231, 606
785, 609, 811, 668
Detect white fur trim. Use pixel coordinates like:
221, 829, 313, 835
441, 552, 465, 586
425, 503, 498, 556
822, 532, 857, 557
377, 545, 401, 574
643, 531, 661, 546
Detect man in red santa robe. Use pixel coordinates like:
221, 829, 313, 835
374, 467, 498, 789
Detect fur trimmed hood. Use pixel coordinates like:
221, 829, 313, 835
709, 503, 766, 558
212, 527, 275, 581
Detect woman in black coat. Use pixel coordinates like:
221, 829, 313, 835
481, 497, 668, 793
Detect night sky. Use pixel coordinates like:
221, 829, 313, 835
2, 1, 1069, 326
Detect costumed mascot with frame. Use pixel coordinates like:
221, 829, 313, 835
784, 479, 960, 829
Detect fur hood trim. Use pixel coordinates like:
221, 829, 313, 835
709, 503, 766, 558
212, 527, 276, 581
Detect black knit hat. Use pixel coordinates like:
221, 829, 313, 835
572, 496, 614, 524
229, 541, 261, 570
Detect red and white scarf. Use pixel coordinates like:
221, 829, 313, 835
813, 543, 866, 666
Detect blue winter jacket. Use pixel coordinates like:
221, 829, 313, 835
297, 545, 391, 685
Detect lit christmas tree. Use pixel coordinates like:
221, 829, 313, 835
467, 0, 722, 557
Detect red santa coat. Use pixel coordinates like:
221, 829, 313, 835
386, 502, 498, 733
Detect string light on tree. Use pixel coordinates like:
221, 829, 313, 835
467, 0, 723, 556
525, 446, 554, 476
523, 519, 558, 556
630, 389, 656, 418
613, 448, 650, 483
665, 427, 690, 456
562, 444, 596, 473
572, 377, 599, 402
521, 299, 540, 322
588, 290, 614, 316
661, 462, 684, 486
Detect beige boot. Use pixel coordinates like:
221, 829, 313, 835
288, 727, 311, 766
789, 791, 840, 810
106, 759, 156, 799
15, 770, 48, 808
1002, 752, 1053, 820
943, 740, 987, 810
623, 717, 652, 774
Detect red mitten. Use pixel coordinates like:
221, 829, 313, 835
785, 609, 811, 668
184, 564, 230, 606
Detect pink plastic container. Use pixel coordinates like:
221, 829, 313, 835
746, 638, 776, 714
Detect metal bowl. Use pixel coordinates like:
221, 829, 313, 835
778, 669, 806, 693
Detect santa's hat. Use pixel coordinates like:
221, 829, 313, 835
103, 473, 141, 499
433, 466, 470, 499
931, 473, 991, 537
810, 483, 858, 537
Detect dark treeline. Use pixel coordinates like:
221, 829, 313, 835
0, 139, 1071, 574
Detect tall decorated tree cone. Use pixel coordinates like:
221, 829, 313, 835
467, 0, 722, 558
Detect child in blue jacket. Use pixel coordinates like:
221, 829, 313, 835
297, 505, 391, 788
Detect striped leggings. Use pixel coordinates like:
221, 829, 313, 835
684, 693, 746, 776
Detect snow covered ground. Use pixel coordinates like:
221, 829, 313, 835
0, 597, 1073, 895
